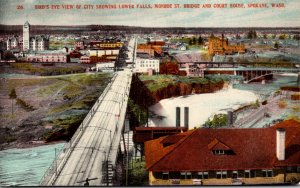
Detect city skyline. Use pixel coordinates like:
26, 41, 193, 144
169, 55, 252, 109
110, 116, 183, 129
0, 0, 300, 27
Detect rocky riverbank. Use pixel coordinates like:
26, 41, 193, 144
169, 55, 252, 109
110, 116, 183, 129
0, 72, 112, 150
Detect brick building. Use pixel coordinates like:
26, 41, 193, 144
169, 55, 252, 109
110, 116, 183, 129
208, 34, 246, 55
145, 119, 300, 185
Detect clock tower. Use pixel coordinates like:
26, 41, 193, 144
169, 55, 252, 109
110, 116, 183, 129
23, 21, 30, 51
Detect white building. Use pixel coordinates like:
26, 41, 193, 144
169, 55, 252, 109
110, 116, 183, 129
96, 62, 115, 72
88, 49, 119, 57
29, 36, 49, 51
23, 21, 30, 51
7, 21, 49, 52
134, 58, 160, 74
6, 36, 19, 50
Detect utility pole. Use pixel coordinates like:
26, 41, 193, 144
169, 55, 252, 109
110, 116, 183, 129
55, 148, 58, 175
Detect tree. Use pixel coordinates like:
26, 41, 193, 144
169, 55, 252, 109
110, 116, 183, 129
204, 113, 228, 128
9, 88, 17, 116
9, 88, 17, 99
263, 34, 267, 39
293, 34, 300, 40
274, 42, 279, 49
192, 37, 196, 45
247, 30, 257, 39
198, 35, 204, 45
279, 34, 286, 40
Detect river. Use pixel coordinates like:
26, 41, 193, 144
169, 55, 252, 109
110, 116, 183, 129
0, 143, 64, 186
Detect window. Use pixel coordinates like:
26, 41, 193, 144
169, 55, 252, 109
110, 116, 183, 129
262, 170, 273, 177
197, 172, 208, 179
213, 150, 225, 155
186, 172, 192, 179
162, 172, 169, 180
251, 170, 256, 178
232, 171, 238, 179
245, 170, 250, 178
197, 172, 203, 179
180, 172, 186, 179
267, 170, 273, 177
216, 171, 227, 179
221, 171, 227, 179
203, 172, 209, 179
180, 172, 191, 179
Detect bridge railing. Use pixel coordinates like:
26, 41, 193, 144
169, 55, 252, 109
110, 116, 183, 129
40, 73, 118, 185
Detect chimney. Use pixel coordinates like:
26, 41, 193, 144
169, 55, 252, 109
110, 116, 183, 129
184, 107, 189, 129
276, 128, 286, 161
227, 111, 234, 126
176, 107, 180, 127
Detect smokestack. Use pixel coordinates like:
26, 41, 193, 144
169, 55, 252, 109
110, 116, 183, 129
184, 107, 189, 129
176, 107, 180, 128
276, 128, 286, 161
227, 111, 233, 126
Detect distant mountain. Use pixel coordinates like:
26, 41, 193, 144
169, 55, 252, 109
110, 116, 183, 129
0, 24, 299, 35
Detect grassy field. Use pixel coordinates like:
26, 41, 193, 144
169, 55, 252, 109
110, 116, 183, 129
139, 75, 228, 92
10, 63, 86, 75
49, 38, 75, 50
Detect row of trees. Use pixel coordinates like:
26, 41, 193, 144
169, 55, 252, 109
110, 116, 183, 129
188, 36, 204, 45
246, 30, 299, 40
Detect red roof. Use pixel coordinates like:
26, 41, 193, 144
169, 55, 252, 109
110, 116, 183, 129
207, 138, 232, 150
145, 119, 300, 172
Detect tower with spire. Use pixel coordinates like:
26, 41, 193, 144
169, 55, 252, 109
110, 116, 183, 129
23, 21, 30, 51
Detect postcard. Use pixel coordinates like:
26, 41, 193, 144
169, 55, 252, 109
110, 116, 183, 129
0, 0, 299, 186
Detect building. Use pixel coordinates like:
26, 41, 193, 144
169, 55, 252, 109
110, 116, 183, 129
75, 40, 84, 50
145, 119, 300, 185
89, 41, 123, 49
137, 41, 165, 57
80, 55, 90, 64
23, 21, 30, 51
134, 58, 160, 74
69, 50, 82, 63
178, 63, 205, 77
27, 52, 67, 63
78, 49, 119, 64
96, 62, 115, 72
6, 36, 20, 50
137, 48, 155, 57
29, 36, 49, 51
7, 21, 49, 52
208, 34, 246, 55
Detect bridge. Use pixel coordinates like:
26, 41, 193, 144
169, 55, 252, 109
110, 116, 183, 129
40, 37, 137, 186
205, 67, 300, 83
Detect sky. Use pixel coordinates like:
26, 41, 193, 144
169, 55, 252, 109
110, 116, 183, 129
0, 0, 299, 27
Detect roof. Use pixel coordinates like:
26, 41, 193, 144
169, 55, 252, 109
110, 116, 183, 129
145, 119, 300, 172
24, 21, 30, 26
